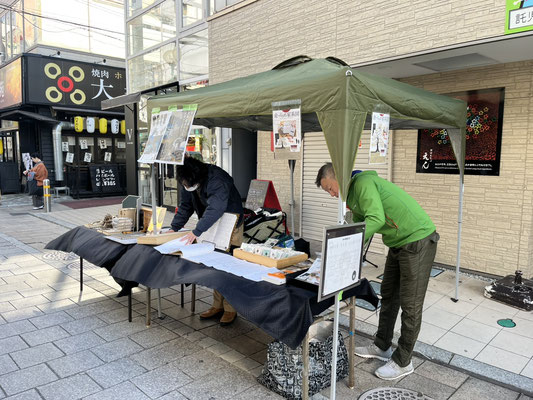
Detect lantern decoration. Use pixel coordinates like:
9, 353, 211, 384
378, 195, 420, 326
120, 120, 126, 135
99, 118, 108, 134
74, 116, 84, 132
111, 119, 119, 134
86, 117, 95, 133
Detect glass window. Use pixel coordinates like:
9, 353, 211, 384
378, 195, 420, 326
182, 0, 203, 27
12, 1, 23, 55
128, 0, 159, 17
128, 0, 176, 55
23, 0, 41, 49
128, 42, 177, 92
178, 29, 208, 80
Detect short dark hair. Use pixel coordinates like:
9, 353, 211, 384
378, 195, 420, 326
30, 152, 41, 159
176, 156, 208, 187
315, 162, 335, 187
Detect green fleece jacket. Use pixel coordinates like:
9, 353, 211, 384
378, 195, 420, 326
346, 171, 435, 248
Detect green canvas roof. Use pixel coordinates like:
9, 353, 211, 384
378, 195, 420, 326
148, 57, 467, 200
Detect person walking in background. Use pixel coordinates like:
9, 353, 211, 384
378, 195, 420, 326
316, 162, 439, 380
23, 152, 48, 210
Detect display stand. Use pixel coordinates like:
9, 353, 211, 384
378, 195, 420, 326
318, 223, 365, 400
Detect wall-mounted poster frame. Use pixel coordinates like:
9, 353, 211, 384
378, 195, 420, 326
416, 87, 504, 176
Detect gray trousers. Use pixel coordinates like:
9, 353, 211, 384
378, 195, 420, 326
374, 231, 439, 367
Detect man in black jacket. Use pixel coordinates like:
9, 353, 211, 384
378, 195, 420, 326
171, 156, 244, 326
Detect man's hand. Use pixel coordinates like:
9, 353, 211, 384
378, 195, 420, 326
181, 231, 197, 245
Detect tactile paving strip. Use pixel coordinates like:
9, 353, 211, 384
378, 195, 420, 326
42, 251, 79, 261
358, 387, 433, 400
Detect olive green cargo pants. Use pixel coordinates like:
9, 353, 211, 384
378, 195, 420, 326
374, 231, 439, 367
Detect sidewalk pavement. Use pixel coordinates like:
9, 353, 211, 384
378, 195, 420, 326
0, 194, 532, 399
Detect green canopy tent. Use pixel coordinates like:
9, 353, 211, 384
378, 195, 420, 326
147, 56, 468, 300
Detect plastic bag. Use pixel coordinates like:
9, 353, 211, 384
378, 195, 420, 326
257, 331, 348, 399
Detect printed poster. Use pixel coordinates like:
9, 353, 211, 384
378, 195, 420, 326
83, 152, 92, 163
156, 106, 197, 165
138, 111, 172, 164
272, 107, 301, 152
416, 88, 504, 176
61, 142, 69, 152
99, 139, 107, 149
80, 139, 88, 150
65, 153, 74, 163
369, 112, 390, 164
104, 152, 112, 162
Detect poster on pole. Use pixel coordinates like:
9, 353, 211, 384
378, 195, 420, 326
369, 112, 390, 164
137, 110, 172, 164
272, 100, 302, 161
156, 105, 197, 165
318, 223, 365, 302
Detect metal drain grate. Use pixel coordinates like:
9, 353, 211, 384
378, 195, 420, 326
42, 251, 79, 261
359, 387, 433, 400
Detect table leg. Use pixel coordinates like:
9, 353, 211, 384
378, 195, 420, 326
157, 289, 163, 319
180, 284, 184, 308
79, 257, 83, 292
302, 330, 310, 400
128, 292, 132, 322
349, 296, 356, 389
146, 288, 151, 327
191, 284, 196, 313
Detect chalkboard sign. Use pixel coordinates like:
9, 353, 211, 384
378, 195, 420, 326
89, 164, 121, 193
245, 180, 270, 210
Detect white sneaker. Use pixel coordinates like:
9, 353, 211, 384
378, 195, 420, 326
32, 206, 43, 210
354, 343, 393, 361
375, 359, 414, 380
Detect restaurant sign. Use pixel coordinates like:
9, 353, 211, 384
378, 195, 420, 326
25, 55, 126, 109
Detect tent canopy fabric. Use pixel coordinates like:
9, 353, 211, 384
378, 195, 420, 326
148, 57, 467, 199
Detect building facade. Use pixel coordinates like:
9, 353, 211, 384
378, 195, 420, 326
207, 0, 533, 278
0, 0, 128, 197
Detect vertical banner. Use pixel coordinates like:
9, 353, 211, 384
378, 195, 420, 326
416, 88, 504, 176
272, 100, 302, 160
369, 112, 390, 164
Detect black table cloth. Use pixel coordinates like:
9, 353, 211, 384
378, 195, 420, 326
111, 244, 379, 349
45, 226, 133, 271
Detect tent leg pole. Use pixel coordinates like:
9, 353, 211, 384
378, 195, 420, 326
288, 160, 295, 236
452, 173, 464, 302
150, 164, 159, 235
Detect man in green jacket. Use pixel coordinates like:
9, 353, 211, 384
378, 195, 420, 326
316, 163, 439, 380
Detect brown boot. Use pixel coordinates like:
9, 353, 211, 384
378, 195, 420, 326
199, 307, 223, 320
219, 311, 237, 326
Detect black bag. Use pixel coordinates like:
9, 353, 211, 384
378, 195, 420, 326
257, 332, 349, 399
27, 180, 42, 196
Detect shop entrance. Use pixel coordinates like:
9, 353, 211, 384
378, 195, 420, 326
0, 130, 20, 194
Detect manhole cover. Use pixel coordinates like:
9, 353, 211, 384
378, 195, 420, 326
42, 251, 79, 261
66, 261, 100, 271
359, 387, 433, 400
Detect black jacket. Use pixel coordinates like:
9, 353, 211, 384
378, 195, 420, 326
170, 165, 243, 236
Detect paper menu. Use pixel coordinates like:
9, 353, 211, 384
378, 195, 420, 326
322, 233, 362, 296
197, 213, 238, 251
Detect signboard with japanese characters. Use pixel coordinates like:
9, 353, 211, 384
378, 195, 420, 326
99, 139, 107, 149
369, 112, 390, 165
83, 152, 92, 163
89, 165, 121, 193
506, 0, 533, 34
104, 152, 112, 162
416, 88, 504, 176
61, 142, 69, 152
80, 139, 88, 150
24, 55, 126, 109
65, 153, 74, 163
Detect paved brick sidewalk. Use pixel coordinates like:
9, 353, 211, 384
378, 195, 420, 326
0, 200, 531, 399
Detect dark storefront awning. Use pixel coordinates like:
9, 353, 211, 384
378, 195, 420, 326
101, 92, 142, 110
52, 106, 124, 117
0, 110, 58, 123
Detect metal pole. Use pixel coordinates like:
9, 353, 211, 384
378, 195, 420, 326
348, 296, 356, 389
79, 257, 83, 292
43, 179, 51, 212
150, 164, 159, 234
128, 292, 132, 322
191, 284, 196, 313
157, 288, 162, 319
330, 291, 342, 400
146, 287, 151, 327
288, 159, 296, 235
302, 330, 310, 400
453, 172, 464, 302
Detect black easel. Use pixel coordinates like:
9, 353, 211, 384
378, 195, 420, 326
363, 235, 379, 268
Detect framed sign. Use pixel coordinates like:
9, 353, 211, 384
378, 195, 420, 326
318, 223, 365, 302
416, 87, 504, 176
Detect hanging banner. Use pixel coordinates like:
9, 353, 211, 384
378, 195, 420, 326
65, 152, 74, 163
156, 105, 198, 165
417, 88, 504, 176
369, 112, 390, 164
272, 101, 301, 152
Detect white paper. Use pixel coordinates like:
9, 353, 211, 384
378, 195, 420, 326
83, 152, 92, 163
99, 139, 107, 149
65, 152, 74, 163
322, 233, 363, 296
104, 152, 112, 162
61, 142, 69, 152
197, 213, 237, 251
116, 141, 126, 149
369, 112, 390, 164
80, 139, 88, 150
105, 234, 144, 245
138, 111, 172, 164
154, 238, 215, 258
